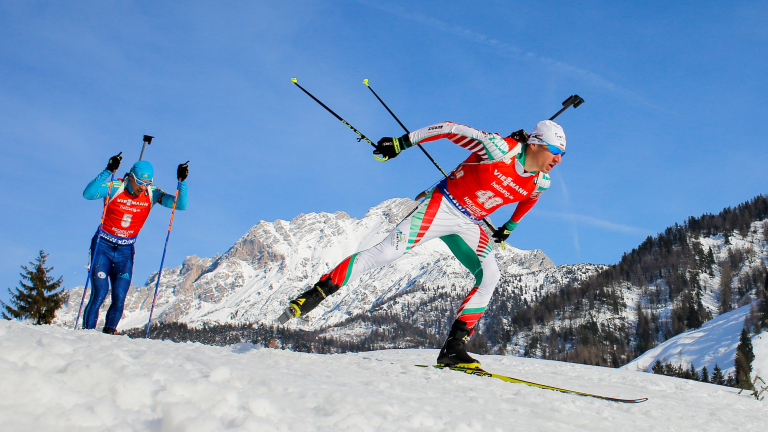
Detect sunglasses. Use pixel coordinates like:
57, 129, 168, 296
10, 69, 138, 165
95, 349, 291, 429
532, 136, 566, 156
131, 173, 153, 186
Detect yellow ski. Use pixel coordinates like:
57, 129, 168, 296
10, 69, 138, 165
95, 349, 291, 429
416, 365, 648, 404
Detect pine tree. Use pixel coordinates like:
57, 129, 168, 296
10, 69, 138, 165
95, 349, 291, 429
760, 273, 768, 333
734, 327, 755, 389
688, 363, 699, 381
636, 302, 654, 354
711, 363, 725, 385
700, 365, 709, 383
1, 250, 66, 324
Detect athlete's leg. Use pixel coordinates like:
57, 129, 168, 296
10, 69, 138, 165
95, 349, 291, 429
283, 190, 456, 321
437, 224, 501, 367
83, 236, 113, 330
103, 243, 134, 333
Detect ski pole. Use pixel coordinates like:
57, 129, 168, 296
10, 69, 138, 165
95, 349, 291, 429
290, 78, 388, 161
74, 154, 121, 330
139, 135, 154, 161
144, 165, 186, 339
363, 79, 450, 177
362, 79, 499, 234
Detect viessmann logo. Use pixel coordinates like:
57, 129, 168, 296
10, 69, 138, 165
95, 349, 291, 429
117, 198, 149, 206
493, 170, 528, 196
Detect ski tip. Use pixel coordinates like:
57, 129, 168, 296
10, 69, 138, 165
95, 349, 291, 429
291, 77, 298, 84
363, 78, 369, 86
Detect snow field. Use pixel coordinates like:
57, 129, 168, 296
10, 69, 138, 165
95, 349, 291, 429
1, 320, 765, 432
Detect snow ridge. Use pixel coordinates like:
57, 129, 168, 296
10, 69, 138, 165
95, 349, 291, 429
56, 198, 590, 332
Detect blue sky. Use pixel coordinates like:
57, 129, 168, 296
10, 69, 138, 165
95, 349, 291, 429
2, 1, 767, 307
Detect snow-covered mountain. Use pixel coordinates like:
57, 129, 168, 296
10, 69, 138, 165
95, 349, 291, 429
2, 320, 766, 431
508, 217, 768, 361
624, 303, 765, 377
55, 198, 602, 333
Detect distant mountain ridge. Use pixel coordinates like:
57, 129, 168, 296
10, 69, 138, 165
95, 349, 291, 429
56, 198, 599, 339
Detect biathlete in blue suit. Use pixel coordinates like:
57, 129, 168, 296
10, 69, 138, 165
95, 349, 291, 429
82, 154, 189, 333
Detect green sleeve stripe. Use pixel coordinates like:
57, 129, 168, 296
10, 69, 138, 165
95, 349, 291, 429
342, 253, 359, 286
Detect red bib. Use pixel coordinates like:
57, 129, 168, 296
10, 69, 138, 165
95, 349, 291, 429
443, 152, 537, 219
101, 186, 152, 242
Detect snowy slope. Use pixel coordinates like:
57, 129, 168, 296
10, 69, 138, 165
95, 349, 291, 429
511, 219, 768, 357
1, 321, 765, 432
54, 198, 601, 333
624, 303, 768, 379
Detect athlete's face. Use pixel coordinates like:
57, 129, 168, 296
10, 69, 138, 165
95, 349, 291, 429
527, 143, 563, 174
128, 174, 150, 195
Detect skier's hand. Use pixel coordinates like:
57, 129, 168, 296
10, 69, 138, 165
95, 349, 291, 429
492, 226, 512, 244
177, 161, 189, 182
374, 134, 411, 160
106, 152, 122, 173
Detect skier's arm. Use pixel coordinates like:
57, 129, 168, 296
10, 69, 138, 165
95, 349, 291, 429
153, 181, 188, 210
83, 170, 118, 200
408, 121, 511, 161
500, 174, 551, 233
502, 196, 539, 233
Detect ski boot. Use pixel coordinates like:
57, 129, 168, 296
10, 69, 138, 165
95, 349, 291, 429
102, 327, 117, 335
436, 319, 481, 369
278, 277, 340, 324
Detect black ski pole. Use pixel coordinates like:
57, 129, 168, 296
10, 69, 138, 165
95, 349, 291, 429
291, 78, 388, 161
139, 135, 154, 161
362, 79, 499, 233
549, 95, 584, 121
363, 79, 449, 177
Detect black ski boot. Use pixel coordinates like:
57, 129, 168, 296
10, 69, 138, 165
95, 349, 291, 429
436, 319, 481, 369
102, 327, 117, 335
278, 277, 340, 324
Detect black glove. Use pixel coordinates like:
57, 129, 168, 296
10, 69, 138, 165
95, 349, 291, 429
492, 226, 512, 244
374, 134, 411, 160
106, 152, 122, 173
177, 161, 189, 182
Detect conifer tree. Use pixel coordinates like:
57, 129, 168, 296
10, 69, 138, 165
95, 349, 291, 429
760, 273, 768, 333
688, 363, 699, 381
734, 327, 755, 389
700, 365, 709, 383
711, 363, 725, 385
636, 302, 654, 354
1, 250, 66, 324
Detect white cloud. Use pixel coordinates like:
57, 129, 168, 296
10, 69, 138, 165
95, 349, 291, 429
539, 211, 652, 235
359, 1, 662, 110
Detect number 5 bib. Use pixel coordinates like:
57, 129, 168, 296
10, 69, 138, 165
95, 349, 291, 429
101, 183, 153, 243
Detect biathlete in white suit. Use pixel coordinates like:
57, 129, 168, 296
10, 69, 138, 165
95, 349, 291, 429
280, 120, 566, 368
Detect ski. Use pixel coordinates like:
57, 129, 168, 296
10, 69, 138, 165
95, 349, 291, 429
416, 365, 648, 404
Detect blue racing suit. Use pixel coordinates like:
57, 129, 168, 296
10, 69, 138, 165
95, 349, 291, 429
82, 170, 188, 330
